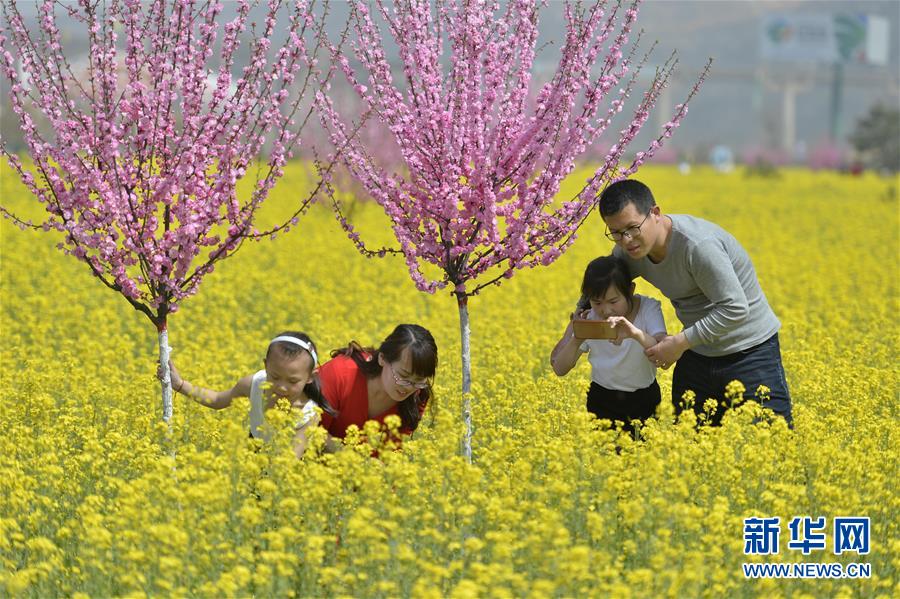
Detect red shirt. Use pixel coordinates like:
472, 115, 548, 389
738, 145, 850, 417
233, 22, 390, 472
319, 354, 417, 439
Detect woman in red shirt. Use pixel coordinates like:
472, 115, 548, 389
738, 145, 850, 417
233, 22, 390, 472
318, 324, 437, 448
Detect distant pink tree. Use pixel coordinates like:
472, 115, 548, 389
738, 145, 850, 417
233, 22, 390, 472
807, 138, 844, 171
317, 0, 708, 460
1, 0, 337, 421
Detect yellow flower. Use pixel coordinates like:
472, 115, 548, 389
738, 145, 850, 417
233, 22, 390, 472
725, 379, 746, 401
1, 163, 896, 597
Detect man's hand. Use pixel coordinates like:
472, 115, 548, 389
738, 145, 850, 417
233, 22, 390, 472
644, 333, 690, 369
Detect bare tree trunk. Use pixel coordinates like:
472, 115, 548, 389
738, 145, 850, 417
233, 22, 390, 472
157, 321, 173, 422
457, 295, 472, 463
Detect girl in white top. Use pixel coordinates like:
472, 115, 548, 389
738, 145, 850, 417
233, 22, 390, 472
551, 256, 667, 436
164, 331, 336, 458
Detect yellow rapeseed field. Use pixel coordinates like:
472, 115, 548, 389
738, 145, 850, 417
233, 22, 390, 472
1, 163, 898, 598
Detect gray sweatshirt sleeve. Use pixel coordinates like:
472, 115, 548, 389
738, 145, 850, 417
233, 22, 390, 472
682, 238, 750, 347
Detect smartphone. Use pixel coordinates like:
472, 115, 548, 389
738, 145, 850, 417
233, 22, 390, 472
572, 318, 617, 340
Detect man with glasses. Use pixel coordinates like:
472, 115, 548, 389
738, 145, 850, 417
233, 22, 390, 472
596, 179, 792, 426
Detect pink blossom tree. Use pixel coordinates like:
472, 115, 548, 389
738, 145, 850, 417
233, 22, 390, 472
317, 0, 708, 460
1, 0, 339, 421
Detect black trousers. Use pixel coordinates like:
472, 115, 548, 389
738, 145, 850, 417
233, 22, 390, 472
586, 380, 661, 437
672, 333, 793, 427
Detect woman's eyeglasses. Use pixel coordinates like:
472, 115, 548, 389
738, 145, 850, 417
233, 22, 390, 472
386, 361, 431, 390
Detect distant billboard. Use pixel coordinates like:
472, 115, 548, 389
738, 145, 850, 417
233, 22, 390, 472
761, 13, 889, 65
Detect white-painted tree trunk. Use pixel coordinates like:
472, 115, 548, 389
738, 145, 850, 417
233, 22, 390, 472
158, 326, 173, 422
458, 297, 472, 463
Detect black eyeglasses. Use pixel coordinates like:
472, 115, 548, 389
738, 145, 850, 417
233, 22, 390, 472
605, 210, 652, 242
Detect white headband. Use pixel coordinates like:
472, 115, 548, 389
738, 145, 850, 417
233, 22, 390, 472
269, 335, 318, 364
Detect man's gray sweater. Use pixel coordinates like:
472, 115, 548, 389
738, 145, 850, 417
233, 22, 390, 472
614, 214, 780, 357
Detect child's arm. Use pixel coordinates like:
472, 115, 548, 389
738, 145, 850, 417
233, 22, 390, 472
605, 316, 660, 350
291, 411, 321, 459
551, 311, 587, 376
168, 360, 252, 409
641, 299, 678, 369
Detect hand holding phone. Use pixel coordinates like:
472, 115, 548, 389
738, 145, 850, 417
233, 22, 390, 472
572, 318, 617, 340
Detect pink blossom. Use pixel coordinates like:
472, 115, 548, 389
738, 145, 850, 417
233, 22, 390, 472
2, 0, 335, 326
319, 0, 706, 300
